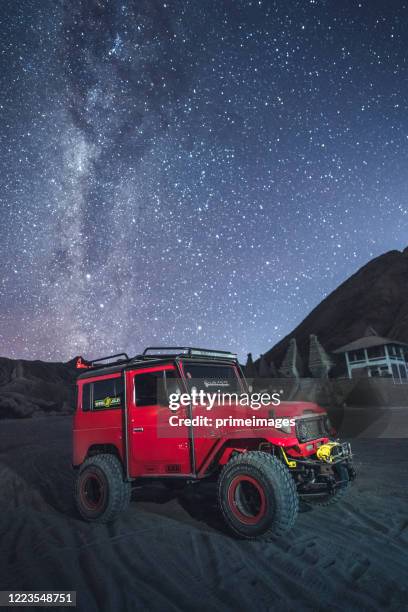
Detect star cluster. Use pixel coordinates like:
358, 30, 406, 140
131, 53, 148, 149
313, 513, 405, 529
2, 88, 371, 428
0, 0, 407, 361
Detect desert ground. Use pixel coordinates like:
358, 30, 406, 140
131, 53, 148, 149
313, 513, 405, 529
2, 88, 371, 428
0, 416, 407, 612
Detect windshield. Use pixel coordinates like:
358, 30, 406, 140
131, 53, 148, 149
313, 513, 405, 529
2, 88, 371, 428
182, 362, 242, 394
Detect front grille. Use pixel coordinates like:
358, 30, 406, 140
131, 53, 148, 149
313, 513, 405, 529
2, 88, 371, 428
296, 416, 328, 442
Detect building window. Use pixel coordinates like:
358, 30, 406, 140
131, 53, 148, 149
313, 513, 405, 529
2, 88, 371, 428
367, 345, 385, 359
388, 345, 399, 357
349, 349, 365, 362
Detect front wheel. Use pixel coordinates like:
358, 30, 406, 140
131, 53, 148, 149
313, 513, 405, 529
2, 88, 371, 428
218, 451, 298, 540
75, 454, 131, 523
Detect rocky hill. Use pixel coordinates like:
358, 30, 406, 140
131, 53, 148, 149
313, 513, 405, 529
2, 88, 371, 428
0, 357, 77, 419
259, 247, 408, 373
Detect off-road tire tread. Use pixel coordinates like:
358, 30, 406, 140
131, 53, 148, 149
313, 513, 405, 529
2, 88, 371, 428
75, 453, 131, 523
218, 451, 298, 540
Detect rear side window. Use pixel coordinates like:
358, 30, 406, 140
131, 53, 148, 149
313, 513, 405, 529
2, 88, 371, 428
135, 370, 181, 407
93, 378, 124, 410
80, 377, 124, 411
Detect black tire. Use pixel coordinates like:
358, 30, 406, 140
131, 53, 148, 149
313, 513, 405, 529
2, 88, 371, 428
218, 451, 298, 540
75, 454, 131, 523
307, 464, 350, 507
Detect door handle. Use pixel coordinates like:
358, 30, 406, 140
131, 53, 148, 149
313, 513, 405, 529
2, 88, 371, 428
133, 427, 144, 432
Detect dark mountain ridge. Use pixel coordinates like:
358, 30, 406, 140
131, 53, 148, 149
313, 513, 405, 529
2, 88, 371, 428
260, 247, 408, 372
0, 356, 77, 418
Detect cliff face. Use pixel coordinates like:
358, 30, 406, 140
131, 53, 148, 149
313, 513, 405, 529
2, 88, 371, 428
262, 248, 408, 371
0, 357, 77, 418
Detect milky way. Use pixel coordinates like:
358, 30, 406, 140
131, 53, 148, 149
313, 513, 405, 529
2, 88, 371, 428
0, 0, 407, 361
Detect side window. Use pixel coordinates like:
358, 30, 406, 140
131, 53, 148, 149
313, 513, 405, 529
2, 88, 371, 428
92, 377, 124, 410
134, 371, 162, 407
134, 370, 181, 407
82, 383, 91, 412
164, 370, 183, 399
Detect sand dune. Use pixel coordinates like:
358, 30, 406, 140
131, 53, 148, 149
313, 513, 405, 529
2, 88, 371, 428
0, 417, 407, 611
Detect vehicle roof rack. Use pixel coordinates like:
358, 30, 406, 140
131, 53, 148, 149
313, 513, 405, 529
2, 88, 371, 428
76, 347, 238, 373
91, 352, 130, 365
142, 347, 237, 360
76, 353, 131, 370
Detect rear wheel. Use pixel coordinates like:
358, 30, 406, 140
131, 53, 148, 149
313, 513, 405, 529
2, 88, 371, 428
218, 451, 298, 540
75, 454, 131, 523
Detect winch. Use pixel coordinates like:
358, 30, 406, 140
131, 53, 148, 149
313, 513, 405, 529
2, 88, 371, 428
316, 442, 342, 463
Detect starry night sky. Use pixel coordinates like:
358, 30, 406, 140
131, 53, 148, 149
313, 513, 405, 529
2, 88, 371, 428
0, 0, 407, 362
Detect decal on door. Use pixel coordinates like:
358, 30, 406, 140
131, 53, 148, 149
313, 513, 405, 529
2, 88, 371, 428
94, 396, 121, 409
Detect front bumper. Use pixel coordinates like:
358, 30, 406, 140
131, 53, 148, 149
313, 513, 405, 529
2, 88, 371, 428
285, 441, 356, 497
285, 440, 352, 467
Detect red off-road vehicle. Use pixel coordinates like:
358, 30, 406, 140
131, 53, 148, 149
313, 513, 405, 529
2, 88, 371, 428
73, 347, 356, 540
